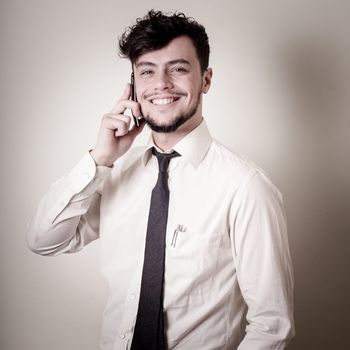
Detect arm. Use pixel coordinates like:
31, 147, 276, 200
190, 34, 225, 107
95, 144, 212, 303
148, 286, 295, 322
26, 153, 111, 255
26, 84, 144, 256
231, 170, 295, 349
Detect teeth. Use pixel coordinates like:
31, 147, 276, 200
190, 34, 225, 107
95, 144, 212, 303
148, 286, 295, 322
151, 98, 175, 105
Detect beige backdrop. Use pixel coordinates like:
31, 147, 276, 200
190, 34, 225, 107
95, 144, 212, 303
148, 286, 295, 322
1, 0, 349, 349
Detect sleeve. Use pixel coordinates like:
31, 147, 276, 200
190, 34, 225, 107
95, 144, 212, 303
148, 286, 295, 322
231, 170, 295, 350
26, 152, 112, 256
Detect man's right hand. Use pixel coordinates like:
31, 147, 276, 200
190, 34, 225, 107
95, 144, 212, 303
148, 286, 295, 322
90, 84, 145, 167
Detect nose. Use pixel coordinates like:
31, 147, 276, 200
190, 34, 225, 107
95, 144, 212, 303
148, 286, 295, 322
154, 71, 174, 90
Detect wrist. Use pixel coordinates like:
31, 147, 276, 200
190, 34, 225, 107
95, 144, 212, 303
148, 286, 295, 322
89, 150, 114, 168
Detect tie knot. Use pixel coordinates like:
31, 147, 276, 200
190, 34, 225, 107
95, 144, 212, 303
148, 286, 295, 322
152, 147, 180, 172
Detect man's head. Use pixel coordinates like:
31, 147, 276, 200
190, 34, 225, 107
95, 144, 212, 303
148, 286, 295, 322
119, 10, 212, 134
119, 10, 210, 73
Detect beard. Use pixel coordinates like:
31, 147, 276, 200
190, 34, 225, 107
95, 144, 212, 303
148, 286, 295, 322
142, 92, 201, 133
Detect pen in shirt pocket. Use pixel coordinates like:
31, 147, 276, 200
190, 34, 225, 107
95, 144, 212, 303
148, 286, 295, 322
171, 224, 186, 248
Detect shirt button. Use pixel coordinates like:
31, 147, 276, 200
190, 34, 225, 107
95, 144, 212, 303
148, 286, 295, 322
130, 294, 136, 300
119, 334, 125, 340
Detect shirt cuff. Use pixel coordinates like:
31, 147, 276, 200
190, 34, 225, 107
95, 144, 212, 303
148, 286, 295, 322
67, 152, 112, 194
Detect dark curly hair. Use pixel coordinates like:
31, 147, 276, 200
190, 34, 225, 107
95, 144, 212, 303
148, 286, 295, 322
119, 10, 210, 73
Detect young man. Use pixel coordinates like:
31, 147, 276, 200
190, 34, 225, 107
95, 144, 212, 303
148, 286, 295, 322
27, 10, 295, 350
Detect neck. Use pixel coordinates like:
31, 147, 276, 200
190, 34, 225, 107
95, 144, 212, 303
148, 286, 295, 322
152, 116, 203, 151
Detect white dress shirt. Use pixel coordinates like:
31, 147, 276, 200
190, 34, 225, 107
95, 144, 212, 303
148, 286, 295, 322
27, 120, 295, 350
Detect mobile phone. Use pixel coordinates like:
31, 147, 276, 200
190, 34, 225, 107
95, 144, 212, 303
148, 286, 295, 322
130, 72, 141, 127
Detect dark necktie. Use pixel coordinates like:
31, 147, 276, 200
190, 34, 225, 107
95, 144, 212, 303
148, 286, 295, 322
131, 147, 180, 350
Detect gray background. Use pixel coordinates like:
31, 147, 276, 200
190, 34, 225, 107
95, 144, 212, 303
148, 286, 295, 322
1, 0, 349, 349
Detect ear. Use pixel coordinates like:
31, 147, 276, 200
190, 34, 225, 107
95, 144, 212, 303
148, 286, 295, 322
201, 68, 213, 94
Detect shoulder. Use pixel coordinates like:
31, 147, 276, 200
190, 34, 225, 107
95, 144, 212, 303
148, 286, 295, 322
205, 139, 262, 181
209, 139, 257, 172
208, 139, 282, 200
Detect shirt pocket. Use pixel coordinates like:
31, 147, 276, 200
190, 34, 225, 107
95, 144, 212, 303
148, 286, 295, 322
165, 229, 223, 307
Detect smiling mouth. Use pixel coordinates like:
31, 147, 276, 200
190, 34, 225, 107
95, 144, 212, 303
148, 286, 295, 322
150, 97, 180, 105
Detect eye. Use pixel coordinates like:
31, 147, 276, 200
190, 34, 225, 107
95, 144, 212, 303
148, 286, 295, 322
171, 66, 188, 73
140, 70, 153, 76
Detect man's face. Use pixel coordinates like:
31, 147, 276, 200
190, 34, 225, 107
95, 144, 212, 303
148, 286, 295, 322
133, 36, 212, 133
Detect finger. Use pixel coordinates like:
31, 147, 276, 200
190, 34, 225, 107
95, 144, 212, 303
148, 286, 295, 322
125, 119, 146, 140
103, 113, 131, 125
130, 102, 142, 118
102, 114, 131, 136
110, 84, 131, 114
110, 100, 142, 119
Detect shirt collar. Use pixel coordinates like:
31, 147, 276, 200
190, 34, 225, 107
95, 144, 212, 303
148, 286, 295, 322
142, 119, 212, 169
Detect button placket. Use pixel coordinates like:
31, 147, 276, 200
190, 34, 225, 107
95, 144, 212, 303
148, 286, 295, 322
116, 264, 143, 348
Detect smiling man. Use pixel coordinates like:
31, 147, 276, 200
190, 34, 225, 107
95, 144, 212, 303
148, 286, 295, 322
132, 35, 209, 137
27, 10, 295, 350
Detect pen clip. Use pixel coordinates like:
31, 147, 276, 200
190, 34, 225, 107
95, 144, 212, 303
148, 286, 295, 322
171, 224, 186, 248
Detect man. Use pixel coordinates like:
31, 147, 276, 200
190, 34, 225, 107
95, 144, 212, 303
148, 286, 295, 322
27, 10, 295, 350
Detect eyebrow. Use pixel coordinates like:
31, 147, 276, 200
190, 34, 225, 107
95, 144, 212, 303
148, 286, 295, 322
135, 59, 191, 69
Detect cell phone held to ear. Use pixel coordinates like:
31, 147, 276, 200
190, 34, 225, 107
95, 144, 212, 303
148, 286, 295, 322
130, 72, 141, 127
